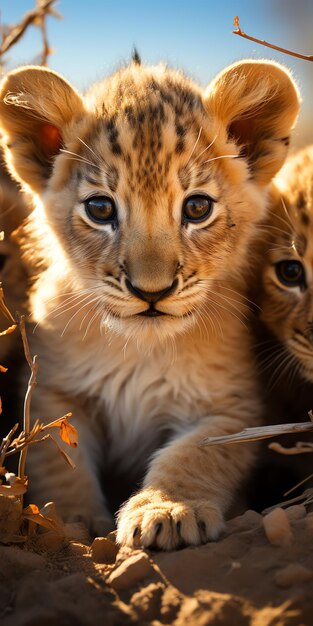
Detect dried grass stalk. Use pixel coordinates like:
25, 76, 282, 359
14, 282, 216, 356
0, 0, 62, 67
201, 417, 313, 447
233, 16, 313, 62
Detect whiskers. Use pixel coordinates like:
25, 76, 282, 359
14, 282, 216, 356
33, 285, 108, 340
196, 278, 252, 330
256, 338, 301, 393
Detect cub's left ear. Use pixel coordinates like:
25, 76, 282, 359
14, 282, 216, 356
0, 66, 85, 194
205, 60, 301, 185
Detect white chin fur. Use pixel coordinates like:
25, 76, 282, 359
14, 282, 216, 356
100, 311, 195, 348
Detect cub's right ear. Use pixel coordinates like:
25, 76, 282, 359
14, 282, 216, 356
0, 66, 84, 194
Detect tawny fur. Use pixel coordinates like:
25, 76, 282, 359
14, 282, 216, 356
254, 146, 313, 383
0, 59, 300, 548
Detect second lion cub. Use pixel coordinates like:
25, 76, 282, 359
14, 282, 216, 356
0, 58, 299, 549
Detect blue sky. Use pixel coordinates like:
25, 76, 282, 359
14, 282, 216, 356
1, 1, 313, 145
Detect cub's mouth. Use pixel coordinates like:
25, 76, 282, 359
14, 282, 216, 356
138, 307, 167, 318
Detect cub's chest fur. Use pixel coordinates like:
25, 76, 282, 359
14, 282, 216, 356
40, 321, 247, 462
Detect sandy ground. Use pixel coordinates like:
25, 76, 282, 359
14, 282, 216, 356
1, 501, 313, 626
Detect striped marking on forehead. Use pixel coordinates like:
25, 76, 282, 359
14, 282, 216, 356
83, 165, 119, 193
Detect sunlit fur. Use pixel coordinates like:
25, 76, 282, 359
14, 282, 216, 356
255, 147, 313, 383
0, 59, 299, 548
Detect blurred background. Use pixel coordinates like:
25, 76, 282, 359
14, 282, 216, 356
0, 0, 312, 150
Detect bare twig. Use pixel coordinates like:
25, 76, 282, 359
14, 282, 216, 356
262, 488, 313, 515
0, 423, 19, 467
233, 16, 313, 62
18, 315, 38, 482
284, 473, 313, 497
201, 420, 313, 447
268, 441, 313, 456
0, 0, 62, 67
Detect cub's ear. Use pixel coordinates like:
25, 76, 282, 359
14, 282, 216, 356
0, 66, 84, 193
205, 60, 300, 185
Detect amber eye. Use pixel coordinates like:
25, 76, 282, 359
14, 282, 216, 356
182, 194, 214, 223
84, 196, 117, 225
275, 260, 306, 288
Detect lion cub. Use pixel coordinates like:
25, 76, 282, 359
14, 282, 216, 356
0, 59, 299, 549
250, 148, 313, 505
256, 147, 313, 384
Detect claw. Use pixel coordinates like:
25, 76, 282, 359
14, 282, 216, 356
198, 520, 206, 533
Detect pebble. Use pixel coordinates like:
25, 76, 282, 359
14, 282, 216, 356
263, 507, 293, 547
68, 541, 89, 556
107, 552, 154, 591
275, 563, 313, 588
91, 537, 119, 564
285, 505, 307, 521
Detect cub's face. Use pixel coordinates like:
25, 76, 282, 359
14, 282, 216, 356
259, 148, 313, 382
0, 60, 300, 341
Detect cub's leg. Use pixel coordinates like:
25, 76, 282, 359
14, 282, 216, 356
27, 386, 114, 537
117, 415, 255, 550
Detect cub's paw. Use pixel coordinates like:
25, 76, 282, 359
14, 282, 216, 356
116, 489, 225, 550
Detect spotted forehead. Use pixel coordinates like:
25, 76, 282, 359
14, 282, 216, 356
82, 69, 216, 192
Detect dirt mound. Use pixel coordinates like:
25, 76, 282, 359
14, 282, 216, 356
1, 504, 313, 626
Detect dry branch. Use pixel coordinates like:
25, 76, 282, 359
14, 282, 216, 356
0, 0, 62, 67
233, 16, 313, 62
201, 418, 313, 447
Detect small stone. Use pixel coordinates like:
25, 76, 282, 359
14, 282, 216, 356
107, 552, 154, 591
68, 541, 89, 556
285, 505, 307, 521
263, 507, 293, 547
91, 536, 119, 563
275, 563, 313, 588
106, 530, 117, 543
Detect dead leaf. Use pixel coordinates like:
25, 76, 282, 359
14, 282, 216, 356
59, 420, 78, 448
0, 324, 17, 336
23, 504, 65, 534
42, 412, 78, 448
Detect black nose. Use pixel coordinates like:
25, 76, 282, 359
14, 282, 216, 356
125, 278, 178, 304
